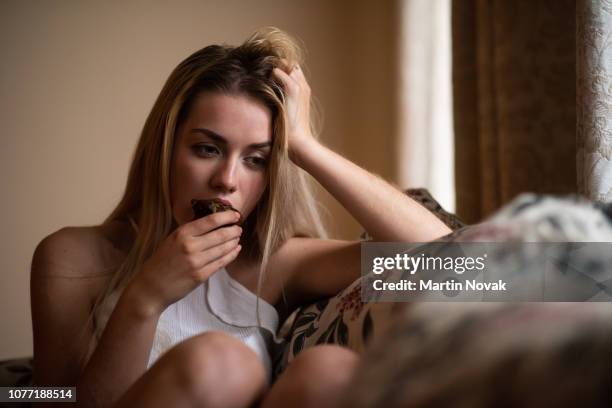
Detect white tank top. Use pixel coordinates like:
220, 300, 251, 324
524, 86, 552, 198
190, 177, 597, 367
93, 267, 282, 383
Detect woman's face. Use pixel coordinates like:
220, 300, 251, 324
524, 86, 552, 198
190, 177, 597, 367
170, 92, 272, 226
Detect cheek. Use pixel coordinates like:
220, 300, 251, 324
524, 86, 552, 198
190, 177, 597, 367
241, 174, 268, 211
170, 152, 204, 221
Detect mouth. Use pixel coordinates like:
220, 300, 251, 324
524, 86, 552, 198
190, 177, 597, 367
192, 197, 234, 207
190, 198, 242, 223
212, 197, 233, 207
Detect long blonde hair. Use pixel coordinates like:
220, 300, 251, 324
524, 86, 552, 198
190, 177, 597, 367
80, 27, 327, 367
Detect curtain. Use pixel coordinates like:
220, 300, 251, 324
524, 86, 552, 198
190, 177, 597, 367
397, 0, 455, 212
577, 0, 612, 203
452, 0, 577, 224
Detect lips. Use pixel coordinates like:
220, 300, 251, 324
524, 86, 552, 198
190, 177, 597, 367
213, 197, 233, 207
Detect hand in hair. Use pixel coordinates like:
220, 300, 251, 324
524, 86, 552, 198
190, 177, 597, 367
272, 60, 317, 164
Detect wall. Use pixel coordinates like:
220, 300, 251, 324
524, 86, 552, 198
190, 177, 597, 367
0, 0, 397, 359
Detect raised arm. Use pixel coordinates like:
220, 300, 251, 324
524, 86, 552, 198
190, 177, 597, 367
272, 64, 452, 243
268, 65, 452, 306
291, 141, 451, 242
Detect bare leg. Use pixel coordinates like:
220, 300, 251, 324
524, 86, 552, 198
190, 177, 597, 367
260, 345, 359, 408
114, 331, 268, 408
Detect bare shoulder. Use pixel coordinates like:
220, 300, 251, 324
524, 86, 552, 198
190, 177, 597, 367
32, 223, 128, 279
30, 223, 129, 386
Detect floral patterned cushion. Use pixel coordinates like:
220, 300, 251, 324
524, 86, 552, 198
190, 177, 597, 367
271, 192, 612, 383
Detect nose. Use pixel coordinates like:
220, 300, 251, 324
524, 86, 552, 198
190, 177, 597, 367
210, 157, 238, 193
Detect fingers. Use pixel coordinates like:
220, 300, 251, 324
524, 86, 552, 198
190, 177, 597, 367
193, 241, 242, 281
289, 64, 307, 83
195, 224, 242, 252
196, 235, 241, 266
276, 58, 297, 73
183, 210, 241, 236
273, 68, 311, 113
272, 59, 309, 91
276, 58, 304, 76
272, 66, 294, 89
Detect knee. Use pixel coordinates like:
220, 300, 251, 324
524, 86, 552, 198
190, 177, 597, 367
165, 331, 267, 406
289, 345, 359, 383
279, 345, 359, 407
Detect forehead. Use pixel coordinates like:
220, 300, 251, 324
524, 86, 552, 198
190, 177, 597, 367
181, 92, 273, 144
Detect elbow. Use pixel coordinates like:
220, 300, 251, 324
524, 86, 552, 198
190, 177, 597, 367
409, 224, 453, 243
426, 223, 453, 242
438, 224, 453, 238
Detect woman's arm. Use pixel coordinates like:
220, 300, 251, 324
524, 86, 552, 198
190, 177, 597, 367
273, 65, 452, 242
269, 65, 452, 306
31, 229, 161, 408
75, 281, 160, 407
291, 140, 451, 242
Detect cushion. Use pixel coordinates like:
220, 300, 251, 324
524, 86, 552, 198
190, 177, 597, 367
272, 188, 463, 381
0, 357, 33, 388
272, 192, 612, 382
343, 302, 612, 408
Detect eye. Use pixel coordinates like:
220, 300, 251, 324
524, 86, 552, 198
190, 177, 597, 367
192, 144, 220, 157
245, 156, 268, 168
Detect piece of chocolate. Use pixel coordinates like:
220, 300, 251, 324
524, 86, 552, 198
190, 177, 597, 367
191, 198, 241, 224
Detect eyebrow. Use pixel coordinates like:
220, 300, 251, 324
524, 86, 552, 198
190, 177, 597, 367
190, 128, 272, 149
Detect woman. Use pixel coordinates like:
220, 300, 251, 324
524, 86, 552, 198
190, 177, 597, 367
30, 28, 451, 407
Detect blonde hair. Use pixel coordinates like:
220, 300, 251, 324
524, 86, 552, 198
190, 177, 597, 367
80, 27, 327, 368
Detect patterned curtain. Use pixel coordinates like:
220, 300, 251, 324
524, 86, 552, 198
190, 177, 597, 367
452, 0, 578, 224
577, 0, 612, 203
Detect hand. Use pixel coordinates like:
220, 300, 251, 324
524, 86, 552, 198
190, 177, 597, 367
272, 61, 317, 164
129, 210, 243, 315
